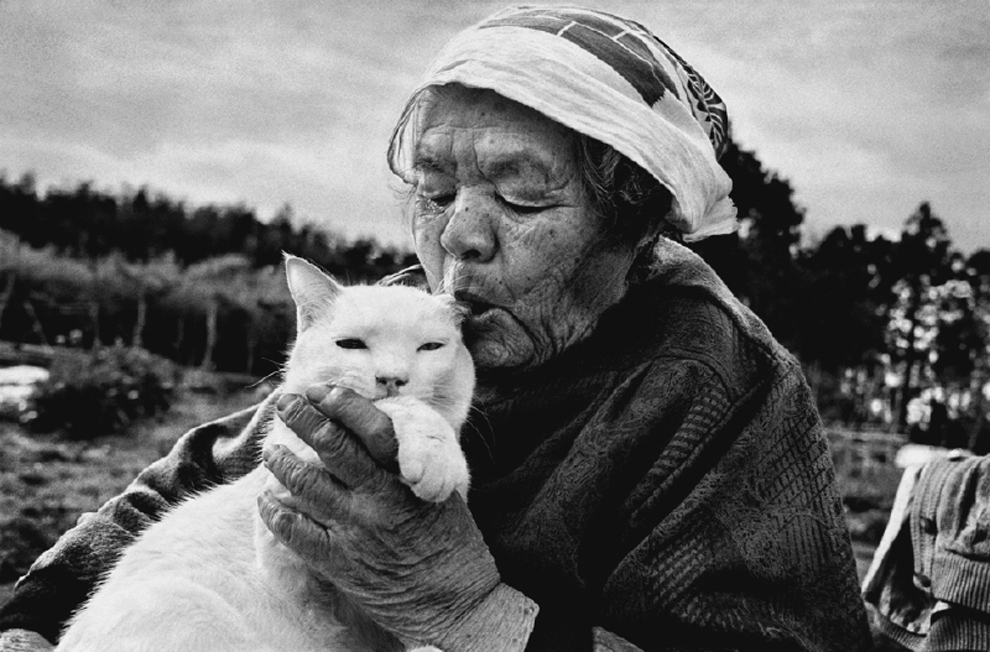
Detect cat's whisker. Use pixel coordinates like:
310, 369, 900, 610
463, 405, 496, 466
250, 368, 283, 389
436, 268, 481, 297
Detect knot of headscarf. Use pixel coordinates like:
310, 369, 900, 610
388, 5, 737, 242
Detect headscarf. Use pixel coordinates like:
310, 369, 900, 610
388, 5, 737, 242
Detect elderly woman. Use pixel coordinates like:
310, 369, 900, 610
0, 6, 871, 651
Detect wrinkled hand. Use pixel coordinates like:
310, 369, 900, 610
0, 629, 53, 652
258, 387, 502, 649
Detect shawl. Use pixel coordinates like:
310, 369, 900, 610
388, 5, 737, 243
0, 241, 870, 650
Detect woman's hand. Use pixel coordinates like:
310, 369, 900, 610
0, 629, 54, 652
258, 387, 516, 649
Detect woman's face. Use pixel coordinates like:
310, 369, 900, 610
407, 87, 638, 371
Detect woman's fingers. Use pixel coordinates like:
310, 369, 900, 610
305, 385, 400, 471
262, 444, 350, 518
257, 489, 342, 563
275, 393, 389, 491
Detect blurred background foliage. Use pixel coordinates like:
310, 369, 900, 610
0, 173, 417, 381
25, 343, 180, 439
2, 135, 990, 451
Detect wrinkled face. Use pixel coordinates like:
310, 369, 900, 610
406, 87, 638, 371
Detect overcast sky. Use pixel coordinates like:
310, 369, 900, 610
1, 0, 988, 252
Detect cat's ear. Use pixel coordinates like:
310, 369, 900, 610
284, 254, 342, 331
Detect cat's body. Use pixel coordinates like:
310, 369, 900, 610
56, 257, 475, 652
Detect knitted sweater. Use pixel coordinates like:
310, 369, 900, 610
0, 241, 871, 651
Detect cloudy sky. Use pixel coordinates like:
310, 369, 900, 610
1, 0, 988, 251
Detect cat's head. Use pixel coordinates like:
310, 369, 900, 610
282, 255, 474, 415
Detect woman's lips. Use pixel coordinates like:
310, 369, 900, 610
454, 290, 499, 316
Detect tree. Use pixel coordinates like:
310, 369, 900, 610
113, 256, 183, 348
797, 225, 892, 368
884, 202, 954, 430
947, 249, 990, 450
0, 230, 20, 334
174, 255, 254, 370
693, 138, 808, 351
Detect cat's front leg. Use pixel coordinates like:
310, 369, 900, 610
375, 397, 469, 503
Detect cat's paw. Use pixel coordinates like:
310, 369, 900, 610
378, 397, 470, 503
399, 432, 470, 503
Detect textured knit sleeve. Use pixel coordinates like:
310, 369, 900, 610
0, 392, 277, 645
463, 277, 873, 651
596, 354, 871, 651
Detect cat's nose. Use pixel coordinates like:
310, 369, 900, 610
376, 376, 408, 397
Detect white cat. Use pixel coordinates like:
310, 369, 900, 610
56, 256, 475, 652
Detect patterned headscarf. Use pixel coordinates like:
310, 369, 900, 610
388, 5, 737, 241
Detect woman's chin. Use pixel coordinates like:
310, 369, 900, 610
465, 312, 537, 372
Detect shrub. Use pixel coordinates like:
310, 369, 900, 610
25, 344, 181, 439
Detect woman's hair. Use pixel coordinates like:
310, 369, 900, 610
575, 134, 677, 274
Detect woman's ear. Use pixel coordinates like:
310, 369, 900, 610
284, 254, 342, 332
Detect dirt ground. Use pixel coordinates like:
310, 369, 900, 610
0, 385, 266, 606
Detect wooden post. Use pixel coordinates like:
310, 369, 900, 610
133, 294, 147, 349
0, 272, 14, 337
89, 302, 101, 348
199, 297, 218, 371
22, 298, 49, 346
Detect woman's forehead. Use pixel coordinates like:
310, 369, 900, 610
412, 91, 577, 179
413, 137, 566, 184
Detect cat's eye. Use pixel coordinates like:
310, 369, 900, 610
418, 342, 444, 352
336, 338, 367, 350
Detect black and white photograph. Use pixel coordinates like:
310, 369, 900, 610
1, 1, 988, 650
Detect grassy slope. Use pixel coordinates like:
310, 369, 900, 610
0, 386, 265, 607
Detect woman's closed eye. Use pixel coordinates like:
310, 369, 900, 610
418, 342, 445, 352
502, 199, 547, 215
497, 190, 558, 215
420, 193, 455, 213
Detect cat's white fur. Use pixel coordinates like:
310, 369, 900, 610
55, 256, 475, 652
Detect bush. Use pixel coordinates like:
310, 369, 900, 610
25, 344, 181, 439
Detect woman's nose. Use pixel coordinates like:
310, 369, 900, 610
439, 192, 496, 262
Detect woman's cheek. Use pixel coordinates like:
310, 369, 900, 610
412, 211, 448, 288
